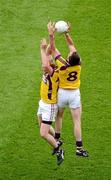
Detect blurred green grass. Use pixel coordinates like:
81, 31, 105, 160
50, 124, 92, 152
0, 0, 111, 179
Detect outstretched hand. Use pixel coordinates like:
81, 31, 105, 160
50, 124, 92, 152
65, 22, 71, 33
47, 21, 55, 36
40, 38, 47, 49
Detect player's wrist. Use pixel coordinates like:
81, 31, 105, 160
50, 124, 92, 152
41, 45, 47, 50
49, 33, 54, 36
64, 32, 69, 36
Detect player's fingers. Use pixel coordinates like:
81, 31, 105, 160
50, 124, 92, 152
49, 22, 52, 29
41, 38, 44, 42
40, 40, 42, 44
49, 22, 52, 28
67, 22, 71, 28
42, 38, 46, 45
47, 23, 49, 28
47, 20, 51, 27
53, 27, 56, 32
52, 22, 55, 27
40, 39, 44, 47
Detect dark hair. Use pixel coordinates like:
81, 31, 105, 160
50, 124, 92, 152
68, 52, 81, 66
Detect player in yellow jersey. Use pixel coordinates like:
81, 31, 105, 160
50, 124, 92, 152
47, 21, 88, 157
37, 38, 64, 165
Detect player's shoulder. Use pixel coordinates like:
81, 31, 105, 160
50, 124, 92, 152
55, 54, 66, 64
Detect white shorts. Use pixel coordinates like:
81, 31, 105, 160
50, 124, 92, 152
58, 88, 81, 109
37, 100, 58, 122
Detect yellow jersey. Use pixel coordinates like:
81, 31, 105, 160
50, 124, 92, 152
56, 56, 81, 89
40, 69, 59, 104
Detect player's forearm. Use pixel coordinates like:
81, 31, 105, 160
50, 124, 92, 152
49, 34, 61, 58
49, 34, 56, 52
40, 48, 53, 75
46, 44, 52, 56
64, 32, 77, 52
64, 32, 74, 46
40, 48, 49, 67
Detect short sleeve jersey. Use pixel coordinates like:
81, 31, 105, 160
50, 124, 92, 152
56, 56, 81, 89
40, 69, 59, 104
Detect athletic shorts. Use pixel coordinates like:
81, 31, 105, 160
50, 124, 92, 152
57, 88, 81, 109
37, 100, 58, 122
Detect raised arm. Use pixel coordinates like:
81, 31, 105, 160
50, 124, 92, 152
40, 38, 53, 76
47, 21, 61, 58
64, 23, 77, 54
